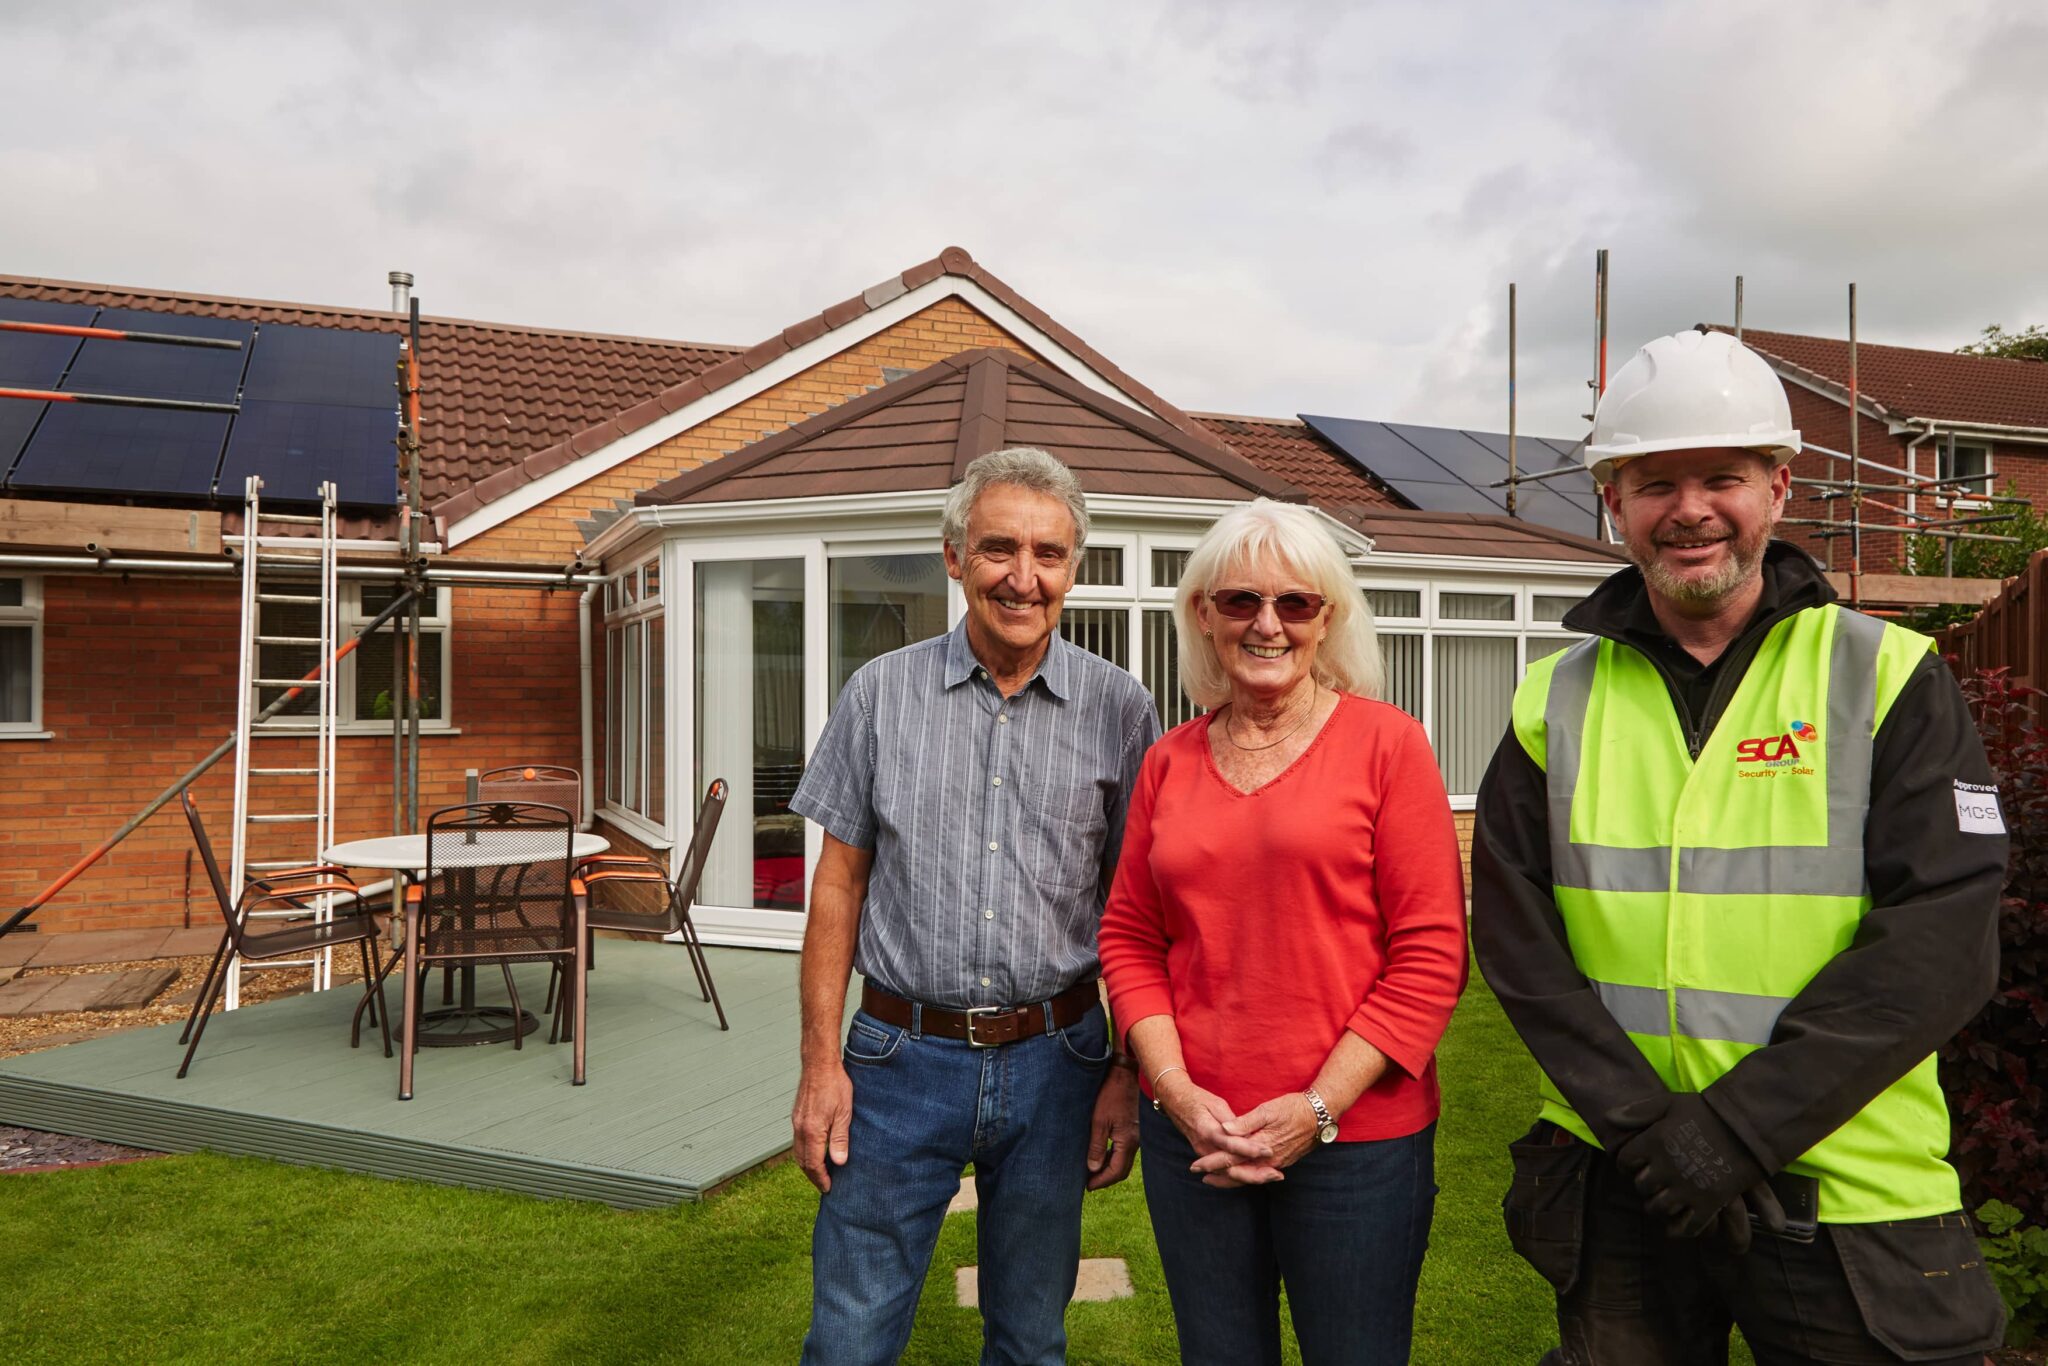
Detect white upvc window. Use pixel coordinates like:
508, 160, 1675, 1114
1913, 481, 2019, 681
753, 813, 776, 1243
1059, 532, 1207, 731
1360, 579, 1589, 804
255, 582, 453, 731
603, 558, 666, 832
0, 575, 43, 736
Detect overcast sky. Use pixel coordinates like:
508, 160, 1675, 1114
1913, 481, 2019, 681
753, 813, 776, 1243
6, 0, 2044, 439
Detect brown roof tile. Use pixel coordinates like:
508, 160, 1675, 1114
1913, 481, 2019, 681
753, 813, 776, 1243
639, 348, 1307, 509
1189, 413, 1406, 509
1333, 507, 1624, 563
1710, 325, 2048, 430
0, 272, 739, 512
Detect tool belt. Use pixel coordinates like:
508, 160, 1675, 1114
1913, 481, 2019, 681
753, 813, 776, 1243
860, 979, 1098, 1048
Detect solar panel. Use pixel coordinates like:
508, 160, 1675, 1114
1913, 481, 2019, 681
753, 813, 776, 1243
243, 325, 400, 409
219, 400, 399, 506
8, 402, 230, 498
1302, 413, 1611, 533
0, 299, 97, 476
1301, 416, 1467, 488
63, 310, 251, 404
1384, 423, 1513, 487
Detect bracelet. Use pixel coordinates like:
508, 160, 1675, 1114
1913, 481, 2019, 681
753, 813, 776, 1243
1148, 1064, 1187, 1110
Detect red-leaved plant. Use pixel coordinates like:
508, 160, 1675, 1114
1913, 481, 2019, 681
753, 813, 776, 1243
1941, 667, 2048, 1225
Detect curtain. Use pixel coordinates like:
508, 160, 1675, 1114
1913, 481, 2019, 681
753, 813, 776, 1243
1432, 635, 1514, 795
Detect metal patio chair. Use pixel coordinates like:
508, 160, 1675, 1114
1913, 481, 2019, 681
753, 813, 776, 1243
478, 765, 582, 823
572, 779, 730, 1030
177, 792, 393, 1079
399, 800, 587, 1100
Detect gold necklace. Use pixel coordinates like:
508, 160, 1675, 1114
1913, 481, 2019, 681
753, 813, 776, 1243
1222, 685, 1321, 752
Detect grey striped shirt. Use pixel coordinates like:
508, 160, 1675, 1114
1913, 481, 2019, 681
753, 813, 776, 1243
791, 620, 1160, 1009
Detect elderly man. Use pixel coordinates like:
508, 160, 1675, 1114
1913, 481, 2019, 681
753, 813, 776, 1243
790, 446, 1162, 1365
1473, 329, 2009, 1364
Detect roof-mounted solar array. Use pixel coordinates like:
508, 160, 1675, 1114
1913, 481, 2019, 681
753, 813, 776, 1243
1300, 414, 1599, 537
0, 301, 400, 508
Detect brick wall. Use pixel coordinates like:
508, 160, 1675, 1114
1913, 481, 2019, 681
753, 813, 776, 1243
2, 576, 583, 933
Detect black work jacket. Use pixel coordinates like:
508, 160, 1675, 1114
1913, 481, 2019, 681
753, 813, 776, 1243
1470, 541, 2005, 1173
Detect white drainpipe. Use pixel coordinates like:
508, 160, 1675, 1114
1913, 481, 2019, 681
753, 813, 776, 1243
578, 581, 599, 831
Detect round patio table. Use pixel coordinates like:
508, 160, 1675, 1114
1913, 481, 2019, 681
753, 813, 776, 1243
326, 833, 609, 1047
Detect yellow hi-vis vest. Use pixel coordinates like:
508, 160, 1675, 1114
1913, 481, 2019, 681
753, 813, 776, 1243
1510, 603, 1959, 1222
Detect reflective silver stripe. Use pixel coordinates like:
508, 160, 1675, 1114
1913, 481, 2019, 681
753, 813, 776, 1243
1549, 608, 1884, 899
1674, 986, 1791, 1046
1555, 842, 1671, 893
1591, 979, 1671, 1036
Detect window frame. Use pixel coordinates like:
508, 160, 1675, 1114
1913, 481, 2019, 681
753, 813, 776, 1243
602, 557, 666, 838
1939, 437, 1994, 506
1357, 576, 1593, 805
0, 575, 45, 737
254, 581, 455, 734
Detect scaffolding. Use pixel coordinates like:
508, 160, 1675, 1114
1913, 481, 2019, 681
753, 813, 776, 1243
0, 292, 606, 967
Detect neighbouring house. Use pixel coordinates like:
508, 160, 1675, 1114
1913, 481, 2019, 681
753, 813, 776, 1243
1, 247, 1621, 947
1708, 326, 2048, 573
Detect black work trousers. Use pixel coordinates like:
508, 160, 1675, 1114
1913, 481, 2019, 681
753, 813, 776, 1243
1502, 1121, 2005, 1365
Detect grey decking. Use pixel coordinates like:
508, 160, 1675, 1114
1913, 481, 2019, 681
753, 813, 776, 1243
0, 942, 802, 1208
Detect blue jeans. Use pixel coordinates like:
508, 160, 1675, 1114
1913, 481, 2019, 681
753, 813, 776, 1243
801, 1000, 1111, 1366
1139, 1106, 1437, 1366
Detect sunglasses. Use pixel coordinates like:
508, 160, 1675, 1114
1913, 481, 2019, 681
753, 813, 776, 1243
1206, 589, 1328, 622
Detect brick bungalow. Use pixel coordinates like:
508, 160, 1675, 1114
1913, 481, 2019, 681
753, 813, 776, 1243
1, 248, 1620, 947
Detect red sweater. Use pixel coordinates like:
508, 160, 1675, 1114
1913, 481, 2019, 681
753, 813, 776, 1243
1099, 693, 1469, 1141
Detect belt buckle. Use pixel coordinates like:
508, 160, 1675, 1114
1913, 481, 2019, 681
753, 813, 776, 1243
963, 1005, 1005, 1048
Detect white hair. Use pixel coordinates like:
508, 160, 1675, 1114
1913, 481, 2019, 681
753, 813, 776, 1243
1173, 498, 1383, 709
941, 447, 1089, 559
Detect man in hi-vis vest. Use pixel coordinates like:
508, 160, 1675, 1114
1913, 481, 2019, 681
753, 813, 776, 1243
1473, 328, 2008, 1365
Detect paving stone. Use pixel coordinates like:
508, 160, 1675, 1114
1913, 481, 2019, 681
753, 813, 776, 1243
0, 976, 60, 1016
16, 974, 118, 1015
954, 1258, 1132, 1309
0, 934, 42, 968
26, 929, 172, 968
161, 927, 225, 958
0, 965, 19, 987
92, 967, 180, 1010
947, 1179, 978, 1214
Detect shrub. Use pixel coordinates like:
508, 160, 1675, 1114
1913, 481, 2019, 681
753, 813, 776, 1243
1940, 668, 2048, 1225
1977, 1200, 2048, 1346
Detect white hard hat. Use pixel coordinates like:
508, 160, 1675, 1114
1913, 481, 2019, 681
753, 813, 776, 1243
1585, 329, 1800, 480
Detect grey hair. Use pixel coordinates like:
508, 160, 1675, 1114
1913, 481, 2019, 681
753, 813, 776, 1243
1173, 498, 1383, 709
942, 447, 1089, 559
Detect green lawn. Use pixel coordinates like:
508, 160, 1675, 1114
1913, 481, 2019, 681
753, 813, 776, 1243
1, 980, 1570, 1363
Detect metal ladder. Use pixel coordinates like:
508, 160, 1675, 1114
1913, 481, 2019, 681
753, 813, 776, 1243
224, 477, 342, 1009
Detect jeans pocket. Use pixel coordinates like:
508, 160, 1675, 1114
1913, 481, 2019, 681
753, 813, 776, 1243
1829, 1213, 2007, 1360
842, 1010, 906, 1067
1502, 1120, 1591, 1295
1057, 1019, 1112, 1067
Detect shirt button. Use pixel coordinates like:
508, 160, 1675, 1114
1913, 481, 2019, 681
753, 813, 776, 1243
988, 841, 998, 851
998, 713, 1009, 724
981, 976, 992, 987
984, 909, 995, 919
991, 777, 1002, 787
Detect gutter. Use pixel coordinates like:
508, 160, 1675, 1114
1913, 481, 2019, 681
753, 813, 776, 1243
0, 551, 606, 589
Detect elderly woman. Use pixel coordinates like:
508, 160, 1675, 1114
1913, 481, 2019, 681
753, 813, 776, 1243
1098, 498, 1468, 1364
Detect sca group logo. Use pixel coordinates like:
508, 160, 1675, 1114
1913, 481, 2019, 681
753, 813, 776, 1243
1736, 720, 1818, 765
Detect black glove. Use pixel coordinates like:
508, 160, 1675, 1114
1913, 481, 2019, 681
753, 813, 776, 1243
1611, 1093, 1766, 1240
1709, 1180, 1788, 1255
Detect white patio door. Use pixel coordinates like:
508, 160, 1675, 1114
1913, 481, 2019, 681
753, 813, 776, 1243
677, 540, 825, 949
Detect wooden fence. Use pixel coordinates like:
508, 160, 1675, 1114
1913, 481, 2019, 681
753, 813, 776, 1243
1935, 548, 2048, 693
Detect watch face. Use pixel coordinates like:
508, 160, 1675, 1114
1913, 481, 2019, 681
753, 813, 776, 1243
1318, 1122, 1339, 1144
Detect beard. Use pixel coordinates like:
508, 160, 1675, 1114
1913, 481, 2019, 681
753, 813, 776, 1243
1629, 521, 1769, 607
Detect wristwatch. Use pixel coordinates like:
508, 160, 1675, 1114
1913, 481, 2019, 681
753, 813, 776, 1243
1303, 1087, 1338, 1144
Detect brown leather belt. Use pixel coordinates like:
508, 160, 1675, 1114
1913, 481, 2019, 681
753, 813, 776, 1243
860, 980, 1099, 1048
